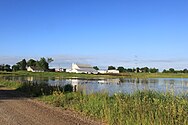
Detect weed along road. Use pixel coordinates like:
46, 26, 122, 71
0, 87, 102, 125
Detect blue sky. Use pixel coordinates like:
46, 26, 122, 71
0, 0, 188, 70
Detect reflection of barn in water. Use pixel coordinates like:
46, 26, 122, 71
27, 76, 34, 82
71, 79, 79, 92
65, 79, 85, 92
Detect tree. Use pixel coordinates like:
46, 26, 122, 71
4, 64, 11, 71
47, 58, 54, 64
0, 65, 4, 71
117, 66, 125, 73
183, 69, 188, 73
93, 66, 99, 70
127, 68, 133, 72
36, 58, 49, 71
141, 67, 149, 73
27, 59, 36, 67
163, 69, 167, 73
149, 68, 159, 73
0, 64, 11, 71
17, 59, 27, 70
136, 67, 140, 73
108, 66, 116, 70
169, 68, 175, 73
12, 65, 19, 72
47, 58, 54, 67
0, 64, 12, 72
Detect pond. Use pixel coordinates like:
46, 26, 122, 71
1, 76, 188, 95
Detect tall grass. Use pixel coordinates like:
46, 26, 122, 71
41, 91, 188, 125
0, 79, 22, 88
0, 79, 188, 125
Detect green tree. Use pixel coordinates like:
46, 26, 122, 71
4, 64, 11, 71
108, 66, 116, 70
12, 65, 19, 72
0, 65, 4, 71
36, 58, 49, 71
117, 66, 125, 73
47, 58, 54, 67
93, 66, 99, 70
141, 67, 149, 73
17, 59, 27, 70
183, 69, 188, 73
127, 68, 133, 72
162, 69, 167, 73
169, 68, 175, 73
27, 59, 36, 67
149, 68, 159, 73
136, 67, 140, 73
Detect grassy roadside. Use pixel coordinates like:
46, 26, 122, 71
0, 79, 188, 125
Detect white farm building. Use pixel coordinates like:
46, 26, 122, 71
68, 63, 98, 74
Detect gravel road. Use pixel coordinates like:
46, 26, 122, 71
0, 87, 104, 125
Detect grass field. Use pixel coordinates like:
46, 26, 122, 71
1, 71, 188, 79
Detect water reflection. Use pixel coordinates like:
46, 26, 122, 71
1, 76, 188, 95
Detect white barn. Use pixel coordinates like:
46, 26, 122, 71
68, 63, 98, 74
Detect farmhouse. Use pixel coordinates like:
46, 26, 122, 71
27, 66, 44, 72
68, 63, 98, 74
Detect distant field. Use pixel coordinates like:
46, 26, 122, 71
1, 71, 188, 78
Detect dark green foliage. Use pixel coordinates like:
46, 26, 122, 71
36, 58, 49, 71
149, 68, 159, 73
108, 66, 116, 70
17, 59, 27, 70
93, 66, 99, 70
117, 66, 125, 73
16, 82, 62, 97
140, 67, 149, 73
12, 65, 19, 71
12, 57, 53, 72
27, 59, 36, 67
0, 64, 12, 71
63, 84, 73, 92
127, 68, 133, 72
47, 58, 54, 64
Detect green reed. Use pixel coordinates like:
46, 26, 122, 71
41, 90, 188, 125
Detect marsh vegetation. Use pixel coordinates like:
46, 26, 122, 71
0, 79, 188, 125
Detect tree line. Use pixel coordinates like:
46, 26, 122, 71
0, 57, 53, 72
93, 66, 159, 73
94, 66, 188, 73
0, 59, 188, 73
162, 68, 188, 73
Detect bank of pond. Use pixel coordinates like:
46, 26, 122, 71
0, 78, 188, 125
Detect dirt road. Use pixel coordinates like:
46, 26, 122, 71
0, 87, 103, 125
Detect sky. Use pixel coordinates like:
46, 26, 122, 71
0, 0, 188, 70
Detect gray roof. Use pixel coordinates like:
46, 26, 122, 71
77, 68, 97, 73
29, 66, 41, 70
76, 63, 93, 68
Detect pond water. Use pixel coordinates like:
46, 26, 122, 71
1, 76, 188, 95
